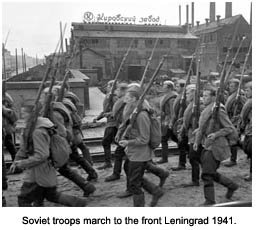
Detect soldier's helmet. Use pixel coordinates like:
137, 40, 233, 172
64, 91, 80, 105
52, 101, 72, 124
62, 98, 77, 113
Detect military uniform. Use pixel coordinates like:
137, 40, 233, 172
195, 102, 239, 205
158, 91, 177, 163
181, 101, 202, 186
15, 117, 87, 207
240, 98, 252, 180
224, 85, 246, 166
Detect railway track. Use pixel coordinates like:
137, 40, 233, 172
4, 137, 179, 167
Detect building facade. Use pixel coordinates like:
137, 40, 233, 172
68, 23, 198, 81
191, 14, 252, 76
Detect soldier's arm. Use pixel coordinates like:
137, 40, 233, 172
127, 112, 150, 146
17, 129, 50, 169
213, 109, 234, 138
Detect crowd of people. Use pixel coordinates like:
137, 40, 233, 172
2, 74, 252, 207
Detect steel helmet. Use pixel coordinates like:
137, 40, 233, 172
52, 101, 72, 123
64, 91, 80, 105
62, 98, 77, 113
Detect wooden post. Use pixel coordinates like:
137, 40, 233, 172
60, 22, 64, 54
24, 52, 26, 72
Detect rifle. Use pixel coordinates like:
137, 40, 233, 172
224, 36, 246, 87
2, 79, 6, 102
56, 41, 76, 102
140, 37, 159, 87
105, 38, 135, 113
207, 18, 242, 134
232, 43, 252, 122
218, 18, 241, 102
23, 26, 66, 153
191, 39, 203, 131
121, 55, 166, 140
172, 38, 201, 137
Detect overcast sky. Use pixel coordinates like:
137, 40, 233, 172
2, 0, 252, 59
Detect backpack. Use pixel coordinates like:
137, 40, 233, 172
46, 127, 71, 168
142, 109, 162, 149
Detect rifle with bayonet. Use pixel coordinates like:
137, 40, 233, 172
96, 39, 135, 121
192, 39, 203, 131
172, 38, 201, 137
232, 43, 252, 124
206, 20, 241, 136
121, 55, 166, 140
224, 36, 246, 88
23, 26, 66, 153
140, 37, 159, 87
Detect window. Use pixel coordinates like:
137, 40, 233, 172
223, 47, 228, 53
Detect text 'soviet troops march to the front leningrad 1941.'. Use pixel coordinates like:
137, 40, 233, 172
2, 4, 252, 207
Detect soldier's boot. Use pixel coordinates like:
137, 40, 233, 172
156, 149, 168, 164
77, 142, 93, 165
133, 193, 145, 207
146, 162, 169, 187
142, 179, 164, 207
73, 154, 98, 182
59, 166, 96, 197
57, 193, 87, 207
2, 196, 6, 207
203, 186, 216, 206
217, 175, 239, 199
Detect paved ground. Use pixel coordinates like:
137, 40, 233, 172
3, 149, 251, 207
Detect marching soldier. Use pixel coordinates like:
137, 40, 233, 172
119, 86, 164, 207
105, 83, 128, 182
2, 93, 22, 173
62, 98, 98, 182
224, 78, 246, 167
170, 79, 189, 170
10, 104, 88, 207
156, 80, 177, 164
180, 85, 202, 187
194, 86, 238, 205
239, 81, 252, 181
94, 80, 118, 170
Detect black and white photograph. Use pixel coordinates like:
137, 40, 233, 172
1, 0, 253, 220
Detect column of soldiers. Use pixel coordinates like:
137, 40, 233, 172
2, 74, 252, 207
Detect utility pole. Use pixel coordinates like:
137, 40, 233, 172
15, 48, 18, 75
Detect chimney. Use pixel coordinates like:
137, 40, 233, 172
191, 2, 194, 27
196, 21, 200, 27
205, 18, 209, 26
250, 2, 252, 26
216, 15, 221, 23
179, 5, 181, 25
210, 2, 216, 22
186, 4, 189, 24
225, 2, 232, 18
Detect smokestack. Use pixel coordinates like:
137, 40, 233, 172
225, 2, 232, 18
216, 15, 221, 23
250, 2, 252, 25
179, 5, 181, 25
65, 38, 68, 53
210, 2, 216, 22
205, 18, 209, 26
15, 48, 18, 75
186, 4, 189, 24
196, 21, 200, 27
191, 2, 194, 27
